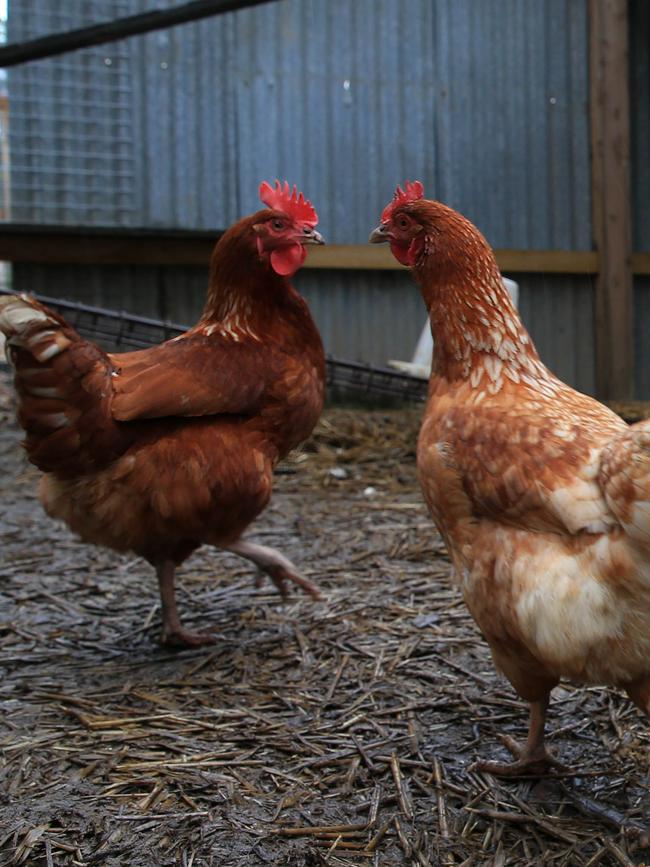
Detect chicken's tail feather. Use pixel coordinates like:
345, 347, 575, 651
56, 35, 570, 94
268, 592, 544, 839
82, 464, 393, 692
0, 294, 128, 475
0, 294, 73, 362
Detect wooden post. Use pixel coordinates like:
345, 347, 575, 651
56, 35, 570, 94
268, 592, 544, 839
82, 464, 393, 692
589, 0, 633, 400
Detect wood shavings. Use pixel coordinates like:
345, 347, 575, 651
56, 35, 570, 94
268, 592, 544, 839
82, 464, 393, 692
1, 385, 649, 864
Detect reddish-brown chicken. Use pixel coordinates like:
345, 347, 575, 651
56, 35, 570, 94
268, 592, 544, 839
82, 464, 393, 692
1, 181, 326, 647
371, 181, 650, 774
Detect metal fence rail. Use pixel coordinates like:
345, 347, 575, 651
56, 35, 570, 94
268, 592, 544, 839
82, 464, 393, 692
0, 288, 427, 402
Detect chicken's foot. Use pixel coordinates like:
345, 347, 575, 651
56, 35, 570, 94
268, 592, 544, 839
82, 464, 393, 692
626, 676, 650, 719
471, 696, 565, 777
156, 560, 217, 647
224, 539, 322, 600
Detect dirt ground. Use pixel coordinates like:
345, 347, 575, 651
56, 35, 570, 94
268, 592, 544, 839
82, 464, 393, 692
1, 377, 650, 867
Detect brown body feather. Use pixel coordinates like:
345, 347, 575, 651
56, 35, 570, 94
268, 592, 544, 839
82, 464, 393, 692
1, 206, 325, 643
372, 192, 650, 773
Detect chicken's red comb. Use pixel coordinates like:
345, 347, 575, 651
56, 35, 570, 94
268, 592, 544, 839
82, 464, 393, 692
381, 180, 425, 223
259, 180, 318, 226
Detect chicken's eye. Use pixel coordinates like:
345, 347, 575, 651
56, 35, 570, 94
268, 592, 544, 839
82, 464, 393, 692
273, 219, 286, 231
397, 216, 410, 230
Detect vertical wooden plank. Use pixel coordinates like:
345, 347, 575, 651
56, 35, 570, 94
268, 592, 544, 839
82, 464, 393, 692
590, 0, 633, 399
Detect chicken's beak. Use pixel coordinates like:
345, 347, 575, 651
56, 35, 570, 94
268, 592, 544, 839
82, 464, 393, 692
369, 223, 390, 244
300, 227, 325, 245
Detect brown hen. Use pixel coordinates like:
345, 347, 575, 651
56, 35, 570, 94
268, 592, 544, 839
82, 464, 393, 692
371, 181, 650, 774
1, 181, 326, 647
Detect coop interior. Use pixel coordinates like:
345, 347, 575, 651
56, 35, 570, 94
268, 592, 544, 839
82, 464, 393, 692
1, 2, 650, 866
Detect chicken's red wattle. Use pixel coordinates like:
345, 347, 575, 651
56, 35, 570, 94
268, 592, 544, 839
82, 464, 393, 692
270, 243, 307, 277
390, 238, 423, 267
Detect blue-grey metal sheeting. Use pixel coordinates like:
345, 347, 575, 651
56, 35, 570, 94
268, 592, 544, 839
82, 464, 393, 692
635, 277, 650, 398
6, 0, 601, 394
631, 0, 650, 251
12, 262, 597, 396
8, 0, 591, 249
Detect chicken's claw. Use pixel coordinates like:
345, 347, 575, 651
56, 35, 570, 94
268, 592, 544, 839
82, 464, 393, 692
161, 626, 218, 648
470, 734, 567, 777
225, 539, 323, 600
256, 563, 323, 601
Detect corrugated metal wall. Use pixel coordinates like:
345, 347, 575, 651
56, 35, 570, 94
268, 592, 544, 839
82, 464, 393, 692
8, 0, 591, 246
5, 1, 605, 394
635, 277, 650, 398
13, 262, 597, 395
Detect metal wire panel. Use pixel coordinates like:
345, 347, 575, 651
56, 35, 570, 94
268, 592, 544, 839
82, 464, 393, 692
0, 287, 428, 402
7, 1, 135, 225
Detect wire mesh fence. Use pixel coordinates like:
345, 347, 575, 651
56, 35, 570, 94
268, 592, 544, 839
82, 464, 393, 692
0, 287, 427, 403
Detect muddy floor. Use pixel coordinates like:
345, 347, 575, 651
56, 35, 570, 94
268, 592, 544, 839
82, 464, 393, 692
1, 379, 650, 866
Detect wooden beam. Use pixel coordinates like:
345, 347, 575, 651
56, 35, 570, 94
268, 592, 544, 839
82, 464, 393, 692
494, 249, 599, 274
0, 226, 602, 273
589, 0, 633, 400
0, 226, 221, 267
304, 245, 600, 273
631, 252, 650, 275
304, 244, 401, 270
